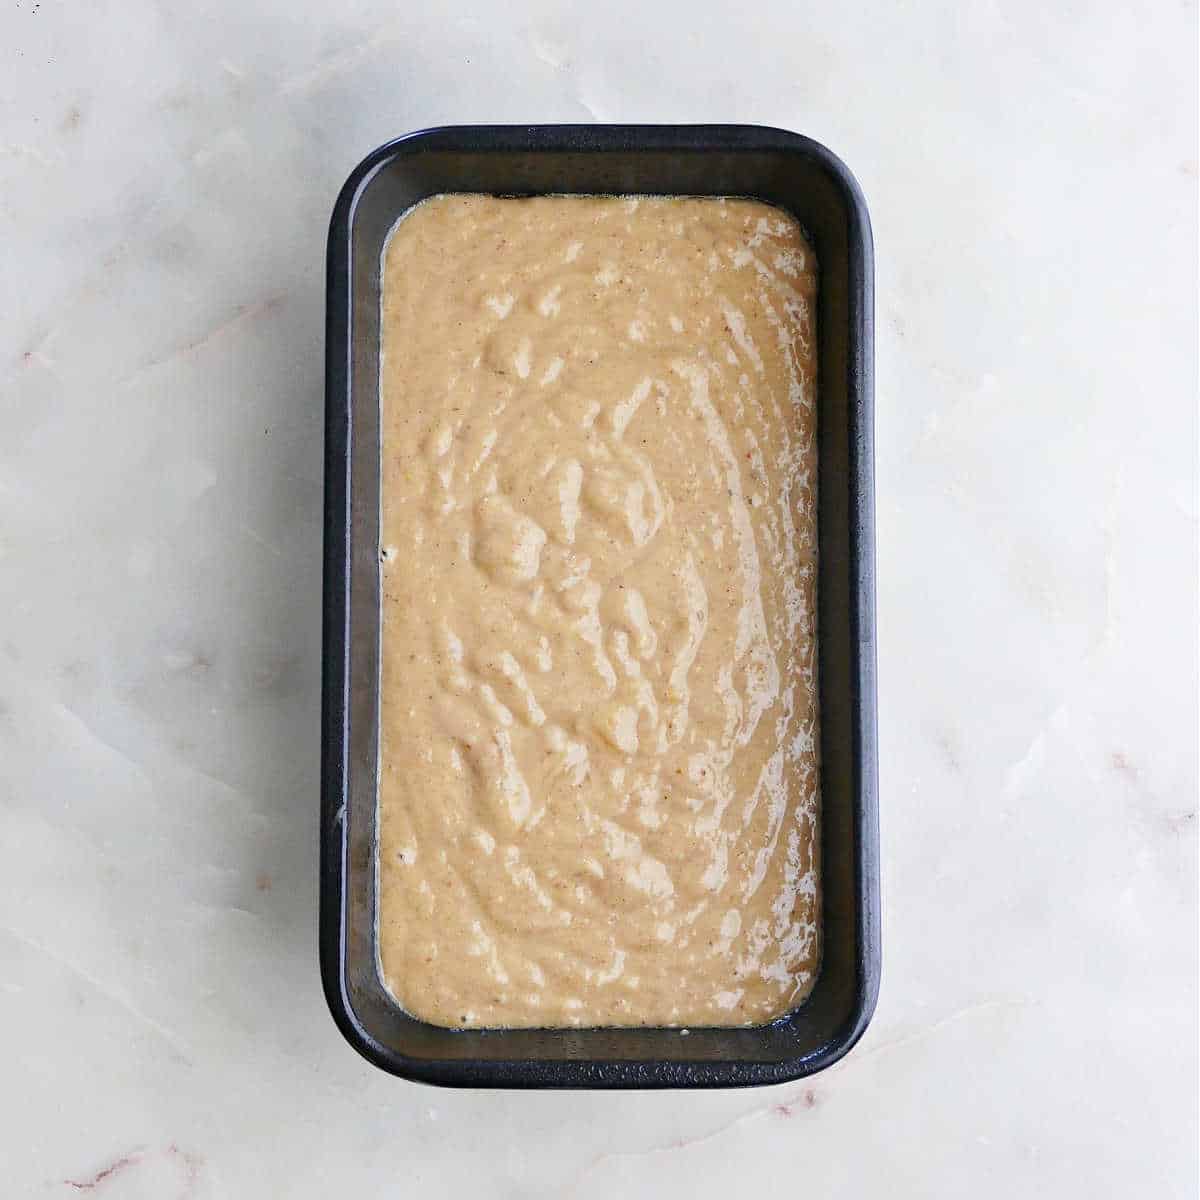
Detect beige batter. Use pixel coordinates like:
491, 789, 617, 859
378, 194, 820, 1028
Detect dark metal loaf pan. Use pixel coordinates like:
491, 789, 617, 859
322, 124, 878, 1088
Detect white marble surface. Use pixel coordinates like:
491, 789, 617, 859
2, 1, 1196, 1195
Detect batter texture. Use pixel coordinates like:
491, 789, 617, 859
378, 194, 820, 1028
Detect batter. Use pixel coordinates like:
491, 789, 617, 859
378, 194, 820, 1028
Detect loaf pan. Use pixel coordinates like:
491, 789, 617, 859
322, 124, 878, 1087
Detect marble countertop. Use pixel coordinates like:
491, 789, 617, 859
2, 1, 1196, 1195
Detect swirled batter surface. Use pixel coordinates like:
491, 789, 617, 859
378, 194, 819, 1028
